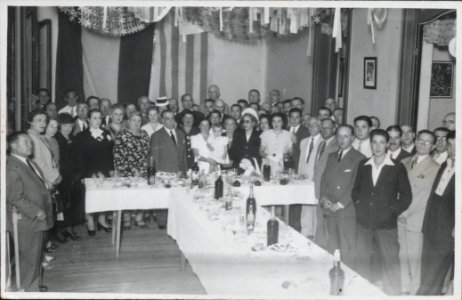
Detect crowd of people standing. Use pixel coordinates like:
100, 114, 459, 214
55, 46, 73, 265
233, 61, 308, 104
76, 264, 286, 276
6, 84, 456, 295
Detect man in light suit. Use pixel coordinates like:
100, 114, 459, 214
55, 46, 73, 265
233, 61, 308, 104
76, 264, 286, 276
417, 130, 455, 295
150, 110, 187, 229
6, 132, 54, 292
313, 118, 339, 249
72, 103, 89, 136
298, 117, 323, 237
320, 125, 365, 267
398, 130, 439, 295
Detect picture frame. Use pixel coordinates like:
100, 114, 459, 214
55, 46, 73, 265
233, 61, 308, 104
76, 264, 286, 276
363, 57, 377, 89
430, 61, 454, 98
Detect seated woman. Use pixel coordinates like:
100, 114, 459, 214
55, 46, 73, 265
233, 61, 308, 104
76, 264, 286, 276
259, 114, 271, 132
191, 119, 217, 174
259, 112, 294, 176
74, 109, 114, 236
229, 110, 261, 175
114, 112, 151, 229
107, 104, 127, 139
141, 106, 163, 138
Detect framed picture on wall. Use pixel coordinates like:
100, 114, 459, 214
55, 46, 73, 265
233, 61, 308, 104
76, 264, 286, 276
363, 57, 377, 89
430, 61, 454, 98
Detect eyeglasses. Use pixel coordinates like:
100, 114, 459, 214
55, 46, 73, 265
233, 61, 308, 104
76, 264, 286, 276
416, 139, 432, 145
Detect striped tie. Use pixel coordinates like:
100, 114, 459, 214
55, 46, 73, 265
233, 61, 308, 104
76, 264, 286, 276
411, 157, 418, 169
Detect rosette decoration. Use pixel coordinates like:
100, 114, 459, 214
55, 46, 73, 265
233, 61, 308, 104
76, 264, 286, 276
423, 19, 456, 47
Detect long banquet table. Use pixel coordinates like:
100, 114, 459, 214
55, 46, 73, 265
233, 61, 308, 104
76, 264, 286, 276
84, 178, 385, 296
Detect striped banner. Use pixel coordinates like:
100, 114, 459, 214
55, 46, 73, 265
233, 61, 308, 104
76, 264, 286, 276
149, 12, 208, 106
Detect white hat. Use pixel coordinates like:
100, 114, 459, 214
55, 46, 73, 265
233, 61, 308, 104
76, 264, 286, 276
155, 96, 169, 107
241, 107, 259, 124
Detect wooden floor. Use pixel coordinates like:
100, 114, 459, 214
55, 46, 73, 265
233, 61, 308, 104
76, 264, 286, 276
43, 222, 206, 295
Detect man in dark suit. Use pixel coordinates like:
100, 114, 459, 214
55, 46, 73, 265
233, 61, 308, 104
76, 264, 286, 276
417, 130, 455, 295
386, 125, 412, 162
150, 110, 187, 228
352, 129, 412, 295
6, 132, 53, 292
288, 108, 310, 171
313, 118, 339, 249
320, 125, 365, 267
72, 103, 89, 136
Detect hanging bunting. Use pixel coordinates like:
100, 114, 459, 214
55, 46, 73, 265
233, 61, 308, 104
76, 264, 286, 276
332, 8, 342, 52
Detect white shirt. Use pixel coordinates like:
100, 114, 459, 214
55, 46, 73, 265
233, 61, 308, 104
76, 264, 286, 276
290, 125, 300, 135
435, 159, 455, 196
365, 155, 395, 186
388, 147, 402, 160
58, 105, 78, 117
12, 154, 47, 185
141, 123, 163, 138
432, 151, 448, 165
77, 119, 88, 130
352, 138, 372, 158
191, 134, 212, 173
208, 135, 229, 164
89, 127, 104, 139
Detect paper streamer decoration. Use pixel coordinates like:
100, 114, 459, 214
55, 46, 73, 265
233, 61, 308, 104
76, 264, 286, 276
367, 8, 387, 44
332, 7, 342, 52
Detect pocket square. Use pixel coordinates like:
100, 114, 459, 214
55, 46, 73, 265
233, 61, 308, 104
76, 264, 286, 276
344, 169, 352, 173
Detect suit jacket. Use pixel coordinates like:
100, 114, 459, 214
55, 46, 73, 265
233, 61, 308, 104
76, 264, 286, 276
399, 155, 439, 232
74, 128, 114, 178
6, 155, 54, 233
27, 129, 60, 187
402, 144, 417, 156
151, 127, 187, 174
421, 162, 455, 242
313, 136, 339, 199
392, 148, 412, 163
298, 134, 322, 179
72, 118, 88, 136
321, 148, 365, 217
291, 125, 310, 172
352, 158, 412, 229
229, 128, 261, 170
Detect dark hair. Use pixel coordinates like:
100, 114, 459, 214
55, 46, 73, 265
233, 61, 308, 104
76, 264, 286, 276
147, 106, 159, 114
86, 96, 100, 104
370, 116, 380, 127
434, 127, 450, 135
37, 88, 50, 95
417, 129, 436, 145
182, 109, 194, 118
292, 97, 305, 105
58, 113, 75, 125
354, 115, 372, 127
230, 104, 242, 111
237, 99, 248, 105
321, 117, 336, 128
447, 130, 455, 140
259, 114, 272, 129
370, 129, 389, 143
283, 99, 292, 105
7, 131, 28, 147
64, 89, 78, 98
318, 106, 332, 116
288, 108, 302, 117
124, 103, 138, 110
44, 102, 57, 110
87, 109, 102, 119
209, 109, 222, 119
249, 89, 260, 97
160, 109, 174, 119
204, 98, 215, 105
386, 125, 403, 137
28, 110, 48, 123
337, 124, 355, 136
181, 93, 193, 102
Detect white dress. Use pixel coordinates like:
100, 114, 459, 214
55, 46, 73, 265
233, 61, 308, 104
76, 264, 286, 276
191, 133, 212, 173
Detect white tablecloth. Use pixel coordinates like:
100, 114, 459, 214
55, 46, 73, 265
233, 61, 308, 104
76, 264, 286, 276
167, 190, 384, 297
84, 179, 317, 214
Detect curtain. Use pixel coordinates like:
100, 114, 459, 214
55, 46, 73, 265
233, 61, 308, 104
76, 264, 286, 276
117, 23, 155, 104
55, 11, 85, 109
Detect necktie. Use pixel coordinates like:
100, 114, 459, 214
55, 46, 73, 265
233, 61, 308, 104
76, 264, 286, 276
82, 121, 87, 130
337, 150, 343, 162
410, 156, 418, 169
72, 106, 76, 117
170, 130, 177, 146
306, 138, 314, 163
26, 159, 46, 186
317, 140, 326, 162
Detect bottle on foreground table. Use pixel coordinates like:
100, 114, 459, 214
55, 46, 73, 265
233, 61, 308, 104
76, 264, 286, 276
214, 172, 223, 199
267, 206, 279, 246
329, 249, 345, 295
246, 185, 257, 233
263, 158, 271, 182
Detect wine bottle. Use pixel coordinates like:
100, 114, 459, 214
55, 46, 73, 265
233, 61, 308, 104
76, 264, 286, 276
198, 169, 207, 189
246, 185, 257, 233
263, 158, 271, 182
147, 160, 156, 185
329, 249, 345, 295
214, 173, 224, 200
267, 206, 279, 246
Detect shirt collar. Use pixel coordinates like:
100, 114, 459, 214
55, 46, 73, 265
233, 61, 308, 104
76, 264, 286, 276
11, 153, 28, 165
291, 124, 300, 132
365, 155, 395, 167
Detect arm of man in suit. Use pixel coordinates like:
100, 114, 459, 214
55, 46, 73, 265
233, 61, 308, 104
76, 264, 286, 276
390, 163, 413, 216
319, 156, 333, 209
150, 133, 161, 170
6, 169, 45, 220
351, 160, 364, 205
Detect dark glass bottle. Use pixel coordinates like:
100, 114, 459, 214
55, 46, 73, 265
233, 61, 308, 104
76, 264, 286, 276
147, 161, 156, 185
246, 185, 257, 233
263, 158, 271, 182
267, 206, 279, 246
329, 249, 345, 295
214, 173, 223, 200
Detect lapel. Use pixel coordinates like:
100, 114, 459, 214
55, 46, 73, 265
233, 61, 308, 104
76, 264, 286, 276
374, 163, 394, 188
162, 127, 178, 149
412, 156, 433, 175
10, 155, 47, 189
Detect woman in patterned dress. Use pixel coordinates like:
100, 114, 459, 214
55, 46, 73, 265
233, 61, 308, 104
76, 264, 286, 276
113, 112, 151, 229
